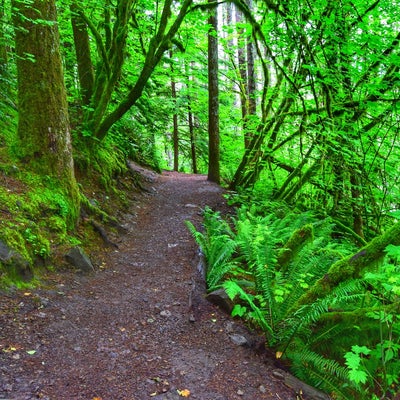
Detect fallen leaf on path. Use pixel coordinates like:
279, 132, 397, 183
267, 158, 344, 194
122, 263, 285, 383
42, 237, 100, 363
26, 350, 36, 355
177, 388, 191, 397
2, 346, 18, 353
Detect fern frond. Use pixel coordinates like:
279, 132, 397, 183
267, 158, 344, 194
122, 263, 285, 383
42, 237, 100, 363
288, 345, 353, 399
186, 209, 238, 291
223, 280, 273, 335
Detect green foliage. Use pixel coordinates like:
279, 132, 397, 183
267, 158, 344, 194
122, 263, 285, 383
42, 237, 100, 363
344, 345, 371, 385
0, 167, 82, 284
191, 202, 400, 398
23, 228, 50, 258
345, 245, 400, 398
186, 207, 237, 291
289, 346, 351, 400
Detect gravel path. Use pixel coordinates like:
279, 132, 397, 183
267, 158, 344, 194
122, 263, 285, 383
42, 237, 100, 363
0, 170, 297, 400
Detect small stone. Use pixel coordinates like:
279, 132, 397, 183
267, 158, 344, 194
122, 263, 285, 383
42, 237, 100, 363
237, 389, 244, 396
65, 246, 94, 273
189, 314, 196, 323
229, 334, 248, 346
39, 296, 50, 307
259, 385, 267, 393
272, 370, 285, 380
206, 288, 234, 314
225, 321, 235, 333
160, 310, 172, 318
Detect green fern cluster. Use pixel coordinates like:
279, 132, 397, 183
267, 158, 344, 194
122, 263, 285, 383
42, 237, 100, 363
185, 207, 237, 291
187, 203, 400, 399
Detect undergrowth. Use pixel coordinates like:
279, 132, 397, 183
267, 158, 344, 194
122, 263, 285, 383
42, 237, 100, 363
0, 111, 137, 287
187, 203, 400, 399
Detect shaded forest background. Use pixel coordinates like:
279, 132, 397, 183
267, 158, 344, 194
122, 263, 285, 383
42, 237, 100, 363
1, 0, 400, 398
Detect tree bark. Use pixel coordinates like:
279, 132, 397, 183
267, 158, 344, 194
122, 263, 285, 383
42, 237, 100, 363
188, 103, 197, 173
244, 0, 256, 148
13, 0, 80, 226
207, 0, 220, 184
186, 60, 197, 174
70, 2, 94, 106
0, 0, 8, 70
235, 7, 248, 133
170, 51, 179, 171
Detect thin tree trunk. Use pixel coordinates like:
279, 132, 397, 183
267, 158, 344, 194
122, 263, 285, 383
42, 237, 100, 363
207, 0, 220, 184
170, 51, 179, 171
244, 0, 256, 148
70, 2, 95, 106
188, 103, 197, 173
235, 7, 248, 137
0, 0, 7, 71
186, 60, 197, 173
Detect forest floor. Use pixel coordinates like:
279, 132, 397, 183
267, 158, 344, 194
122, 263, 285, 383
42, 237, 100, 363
0, 168, 299, 400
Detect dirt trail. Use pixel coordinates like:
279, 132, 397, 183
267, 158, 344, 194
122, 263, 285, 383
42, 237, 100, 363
0, 171, 297, 400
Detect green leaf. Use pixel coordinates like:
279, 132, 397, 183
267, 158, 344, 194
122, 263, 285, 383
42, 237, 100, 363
344, 351, 361, 370
348, 369, 368, 384
232, 304, 247, 317
352, 345, 371, 356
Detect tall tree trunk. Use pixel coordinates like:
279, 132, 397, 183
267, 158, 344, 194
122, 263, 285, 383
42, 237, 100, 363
170, 51, 179, 171
70, 2, 94, 106
87, 0, 134, 136
245, 0, 256, 147
207, 1, 220, 184
235, 7, 248, 135
186, 60, 197, 174
188, 103, 197, 174
0, 0, 8, 72
12, 0, 80, 227
0, 0, 10, 111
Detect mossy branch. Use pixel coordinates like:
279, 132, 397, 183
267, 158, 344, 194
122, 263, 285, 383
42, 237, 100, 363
332, 218, 367, 246
277, 224, 313, 270
317, 303, 400, 325
296, 221, 400, 306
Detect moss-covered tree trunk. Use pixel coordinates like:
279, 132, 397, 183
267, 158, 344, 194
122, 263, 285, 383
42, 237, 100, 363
12, 0, 80, 227
70, 1, 94, 106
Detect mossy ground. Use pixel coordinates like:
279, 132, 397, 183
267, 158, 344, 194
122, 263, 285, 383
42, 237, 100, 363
0, 138, 143, 288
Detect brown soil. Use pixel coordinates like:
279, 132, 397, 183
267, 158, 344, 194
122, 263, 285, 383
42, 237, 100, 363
0, 170, 298, 400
